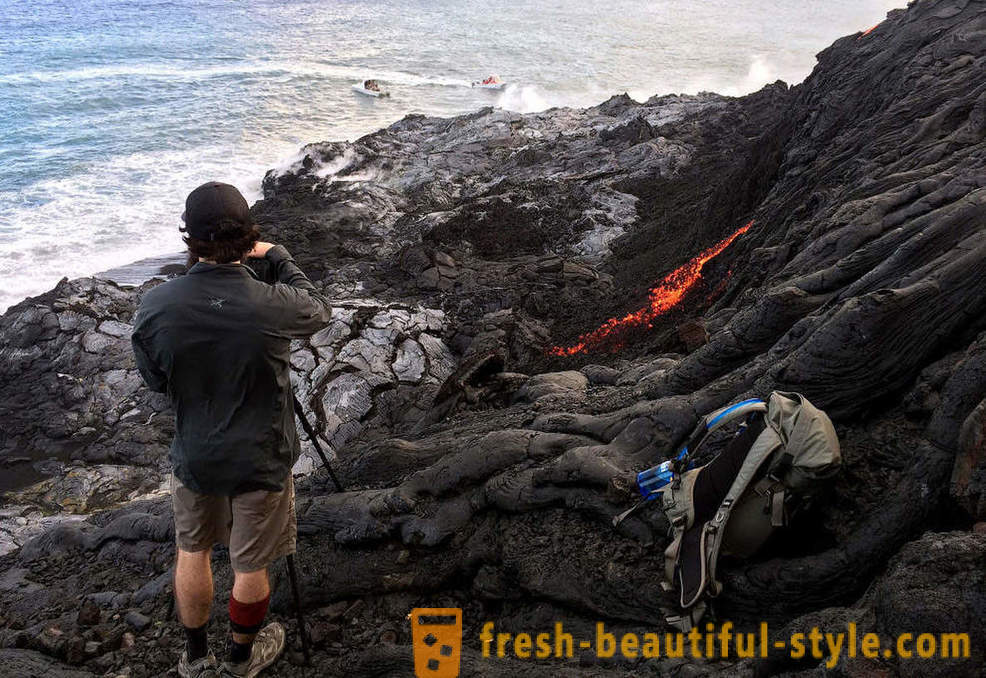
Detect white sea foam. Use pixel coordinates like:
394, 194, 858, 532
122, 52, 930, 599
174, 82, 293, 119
0, 61, 474, 88
268, 149, 311, 179
0, 144, 293, 312
314, 148, 360, 179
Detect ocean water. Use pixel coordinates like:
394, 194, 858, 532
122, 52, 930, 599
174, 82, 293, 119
0, 0, 901, 312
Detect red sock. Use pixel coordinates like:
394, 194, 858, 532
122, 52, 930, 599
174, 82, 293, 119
228, 594, 269, 636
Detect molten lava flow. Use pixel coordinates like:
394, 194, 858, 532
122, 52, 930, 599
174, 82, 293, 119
858, 23, 879, 39
550, 221, 753, 356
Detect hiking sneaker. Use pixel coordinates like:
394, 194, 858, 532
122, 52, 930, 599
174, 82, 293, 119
220, 622, 286, 677
178, 650, 219, 678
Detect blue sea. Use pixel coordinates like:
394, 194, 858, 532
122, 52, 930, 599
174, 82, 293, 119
0, 0, 901, 312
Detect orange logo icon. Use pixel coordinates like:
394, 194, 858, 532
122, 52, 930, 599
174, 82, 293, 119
409, 608, 462, 678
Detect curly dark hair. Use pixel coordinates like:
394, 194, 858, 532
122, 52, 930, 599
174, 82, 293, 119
183, 218, 260, 267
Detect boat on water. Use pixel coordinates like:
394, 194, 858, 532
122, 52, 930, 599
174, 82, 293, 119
353, 79, 390, 97
471, 75, 506, 90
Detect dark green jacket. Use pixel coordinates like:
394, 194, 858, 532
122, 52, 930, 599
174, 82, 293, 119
131, 245, 332, 495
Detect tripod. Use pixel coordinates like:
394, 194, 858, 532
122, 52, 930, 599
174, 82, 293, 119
287, 395, 345, 666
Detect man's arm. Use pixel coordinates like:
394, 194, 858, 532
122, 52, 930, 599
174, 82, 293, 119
131, 315, 168, 393
250, 242, 333, 336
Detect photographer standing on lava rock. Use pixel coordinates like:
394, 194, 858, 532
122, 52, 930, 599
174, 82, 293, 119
131, 182, 333, 678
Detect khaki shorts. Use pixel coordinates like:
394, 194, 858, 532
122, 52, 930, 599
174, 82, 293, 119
171, 474, 297, 573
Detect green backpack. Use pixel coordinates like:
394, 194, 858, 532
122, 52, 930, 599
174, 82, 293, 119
620, 391, 841, 630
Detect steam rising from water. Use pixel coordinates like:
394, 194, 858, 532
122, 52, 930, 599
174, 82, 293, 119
496, 85, 551, 114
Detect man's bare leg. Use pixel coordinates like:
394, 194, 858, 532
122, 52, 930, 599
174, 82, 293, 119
175, 548, 213, 625
175, 547, 213, 662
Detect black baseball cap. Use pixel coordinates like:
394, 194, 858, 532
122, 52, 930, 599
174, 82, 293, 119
180, 182, 252, 240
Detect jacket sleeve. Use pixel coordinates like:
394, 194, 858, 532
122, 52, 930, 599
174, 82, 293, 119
131, 310, 168, 393
264, 245, 333, 336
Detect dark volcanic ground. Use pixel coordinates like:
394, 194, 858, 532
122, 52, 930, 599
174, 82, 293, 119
2, 1, 986, 676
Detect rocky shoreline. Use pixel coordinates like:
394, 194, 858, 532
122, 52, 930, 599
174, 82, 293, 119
2, 0, 986, 675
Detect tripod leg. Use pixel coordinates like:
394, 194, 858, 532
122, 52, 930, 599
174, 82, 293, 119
286, 554, 312, 666
293, 395, 345, 493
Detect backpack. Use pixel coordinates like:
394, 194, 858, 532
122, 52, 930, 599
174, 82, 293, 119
618, 391, 841, 630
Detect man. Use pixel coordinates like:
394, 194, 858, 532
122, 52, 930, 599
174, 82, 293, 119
132, 182, 333, 677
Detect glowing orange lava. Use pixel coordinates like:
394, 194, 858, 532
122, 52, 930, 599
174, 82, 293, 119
549, 221, 753, 356
858, 23, 879, 39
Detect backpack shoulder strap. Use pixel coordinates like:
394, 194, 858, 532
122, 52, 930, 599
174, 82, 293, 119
666, 601, 707, 632
701, 421, 783, 598
661, 466, 701, 588
660, 399, 768, 596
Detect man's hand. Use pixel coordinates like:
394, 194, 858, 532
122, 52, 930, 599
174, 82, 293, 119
246, 241, 276, 259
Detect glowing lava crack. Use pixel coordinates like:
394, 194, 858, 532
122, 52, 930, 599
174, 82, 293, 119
550, 221, 753, 356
